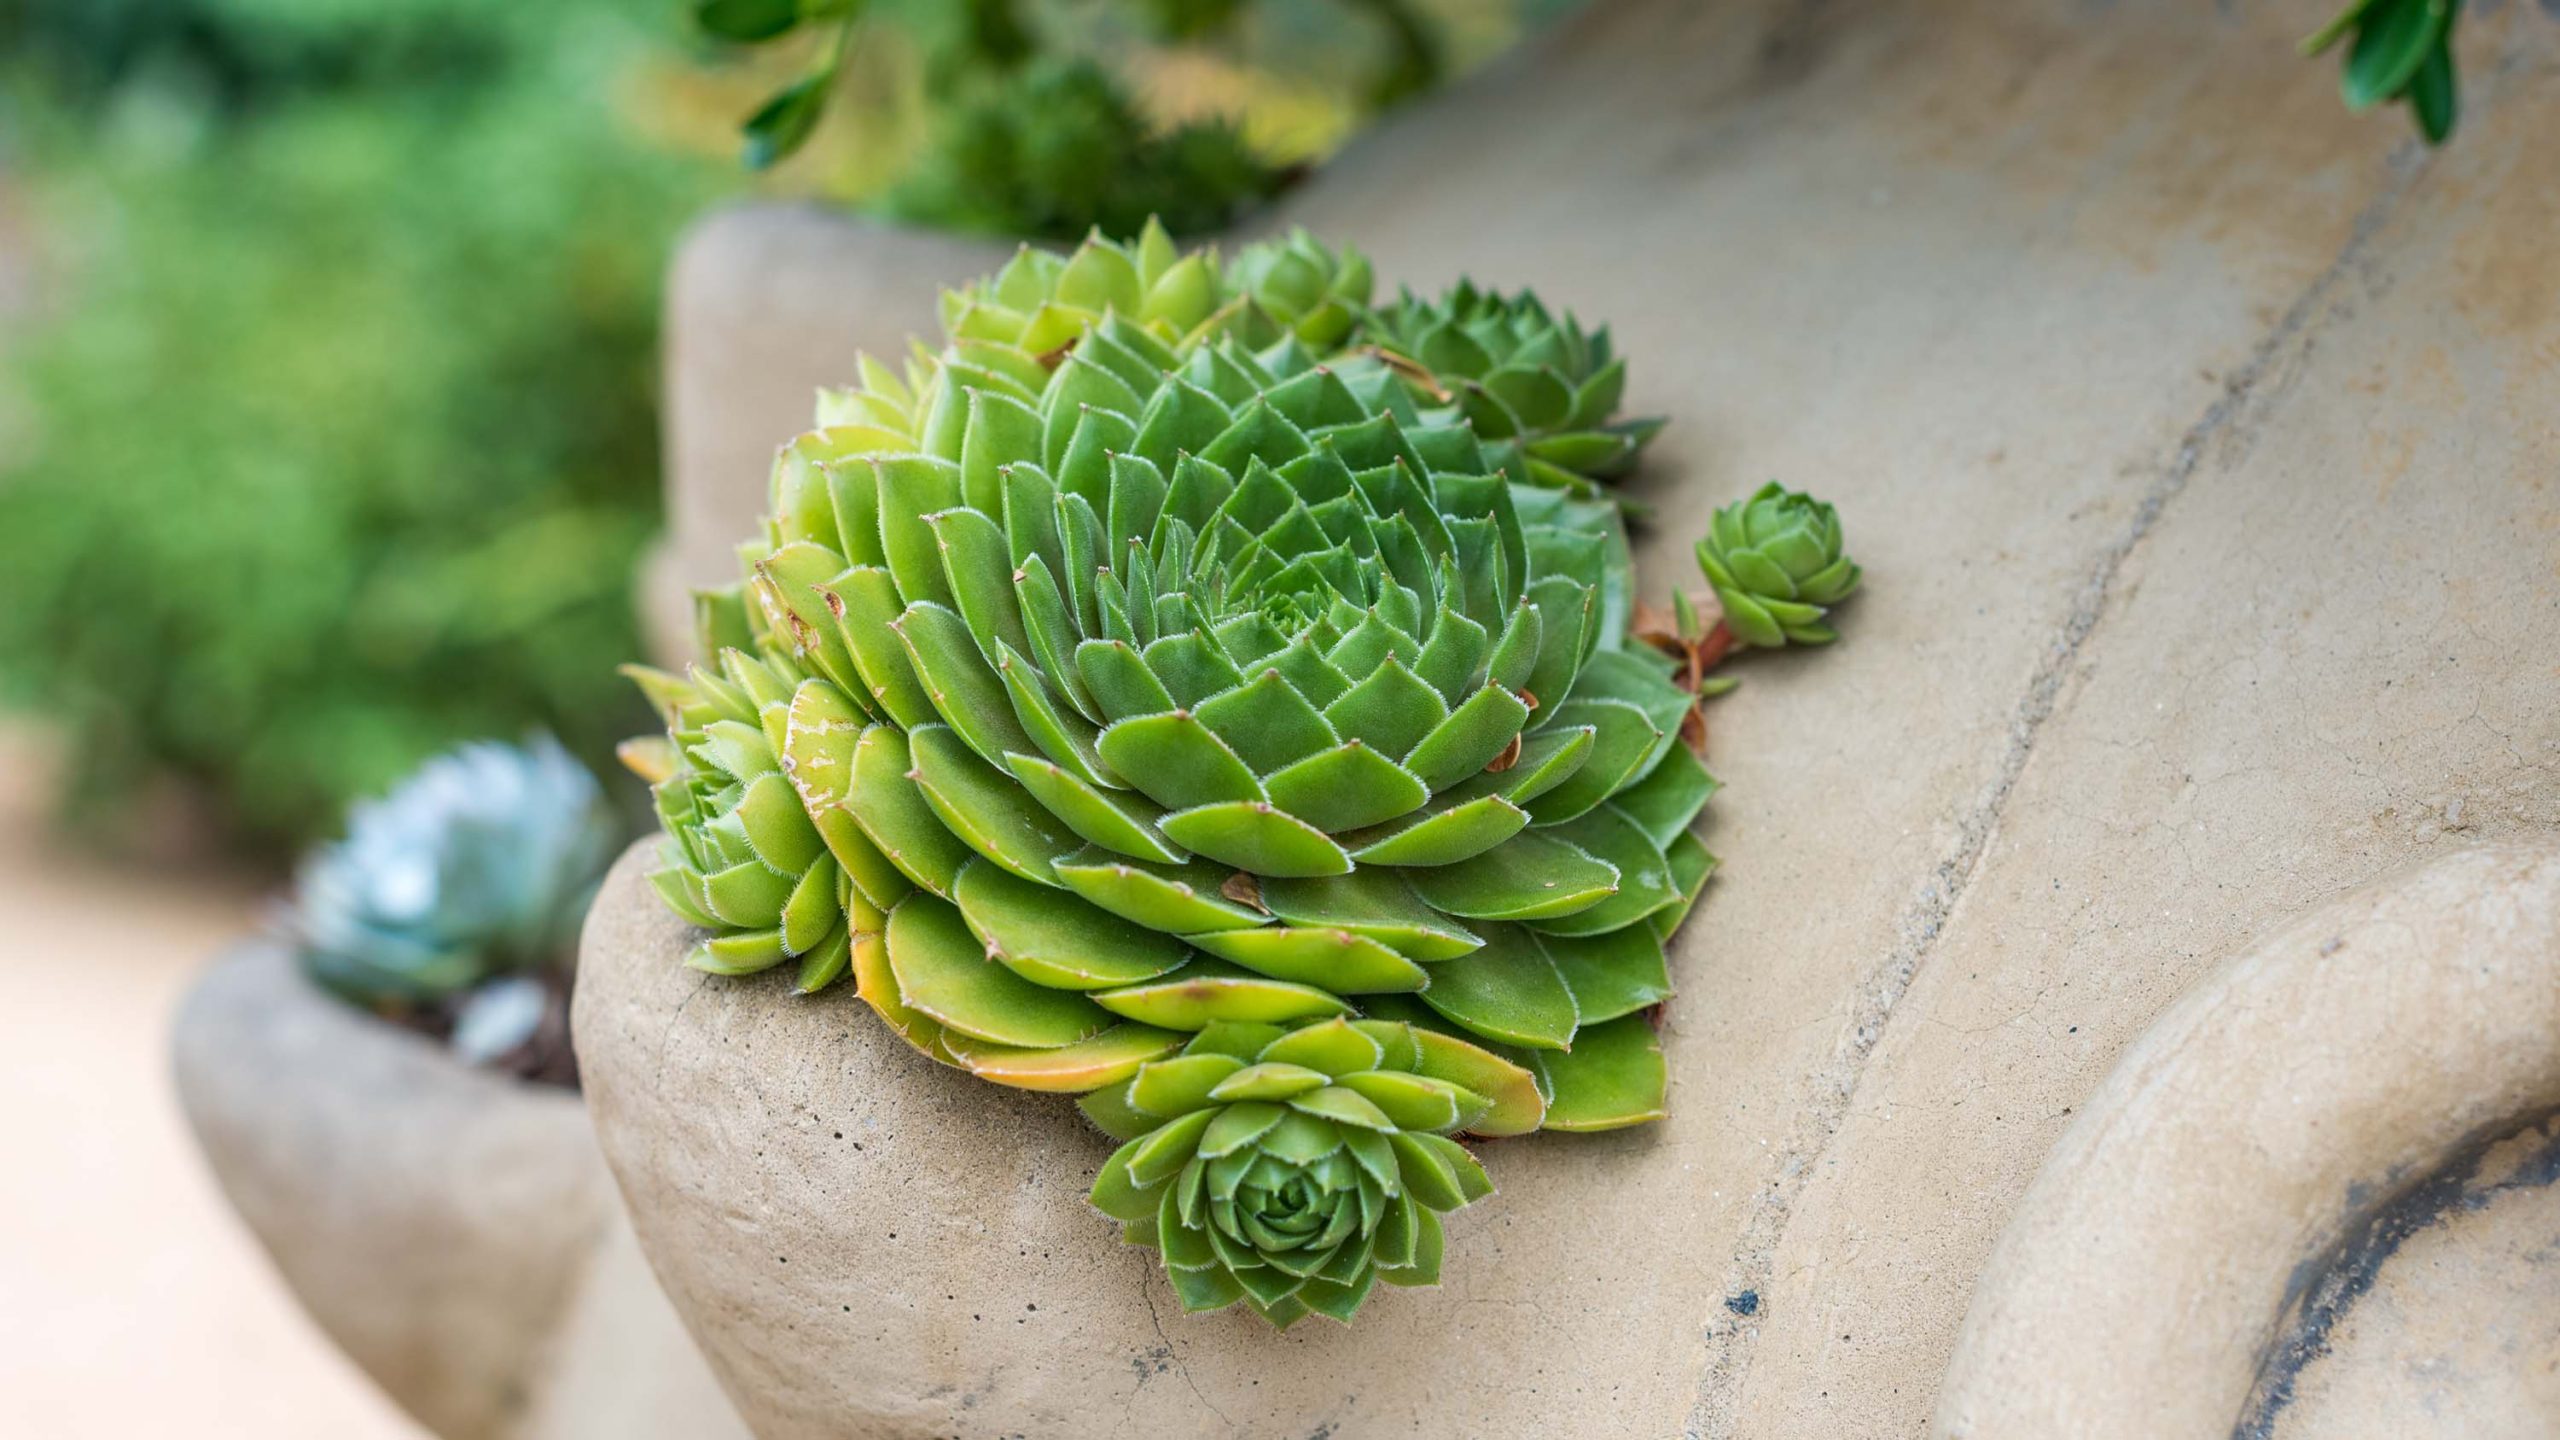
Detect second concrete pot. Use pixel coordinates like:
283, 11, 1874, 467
172, 943, 748, 1440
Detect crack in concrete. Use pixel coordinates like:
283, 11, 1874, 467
651, 968, 714, 1097
1137, 1270, 1238, 1435
1681, 145, 2429, 1439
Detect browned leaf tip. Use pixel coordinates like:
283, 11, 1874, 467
1680, 702, 1709, 759
1632, 599, 1683, 655
1485, 732, 1524, 774
1695, 617, 1737, 674
1034, 337, 1079, 371
1220, 872, 1268, 913
1353, 345, 1453, 403
1641, 596, 1741, 697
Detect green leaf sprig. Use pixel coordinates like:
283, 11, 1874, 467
2302, 0, 2461, 144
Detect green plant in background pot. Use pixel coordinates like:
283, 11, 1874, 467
693, 0, 1287, 238
880, 56, 1279, 240
291, 735, 626, 1085
624, 222, 1863, 1325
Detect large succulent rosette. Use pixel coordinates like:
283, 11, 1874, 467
629, 225, 1729, 1325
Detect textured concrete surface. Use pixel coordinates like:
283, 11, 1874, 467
1933, 843, 2560, 1438
174, 945, 746, 1440
2271, 1116, 2560, 1440
616, 0, 2560, 1433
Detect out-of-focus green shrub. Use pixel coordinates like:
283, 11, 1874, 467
881, 57, 1276, 240
0, 0, 717, 849
694, 0, 1288, 240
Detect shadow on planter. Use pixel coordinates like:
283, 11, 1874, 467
172, 943, 748, 1440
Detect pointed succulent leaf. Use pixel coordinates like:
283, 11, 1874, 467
1524, 1013, 1671, 1132
940, 1024, 1187, 1094
885, 893, 1114, 1049
1413, 923, 1580, 1050
1091, 960, 1353, 1030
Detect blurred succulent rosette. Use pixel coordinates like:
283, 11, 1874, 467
290, 735, 623, 1083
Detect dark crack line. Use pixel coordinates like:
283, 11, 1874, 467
1682, 146, 2428, 1438
651, 968, 714, 1096
1138, 1270, 1237, 1435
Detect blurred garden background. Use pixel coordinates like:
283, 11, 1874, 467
0, 0, 1552, 858
0, 1, 1560, 1433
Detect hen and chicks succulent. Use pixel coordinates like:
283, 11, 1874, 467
626, 219, 1861, 1325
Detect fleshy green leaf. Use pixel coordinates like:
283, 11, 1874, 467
1528, 1013, 1670, 1131
884, 893, 1113, 1049
1404, 828, 1618, 921
942, 1023, 1187, 1094
1258, 870, 1482, 962
1091, 959, 1353, 1029
1187, 925, 1429, 993
1413, 924, 1579, 1050
1053, 848, 1269, 933
1159, 801, 1354, 878
908, 724, 1076, 886
952, 858, 1192, 990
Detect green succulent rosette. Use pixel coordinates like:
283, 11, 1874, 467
939, 218, 1225, 356
1222, 226, 1374, 351
1694, 481, 1862, 649
1360, 281, 1664, 495
624, 628, 903, 995
1080, 1016, 1526, 1327
650, 306, 1711, 1131
620, 222, 1776, 1326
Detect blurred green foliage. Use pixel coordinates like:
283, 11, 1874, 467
879, 57, 1274, 240
0, 0, 718, 850
699, 0, 1290, 239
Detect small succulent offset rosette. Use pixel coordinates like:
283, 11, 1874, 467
1694, 481, 1862, 649
624, 222, 1857, 1327
1081, 1017, 1522, 1327
1359, 281, 1663, 495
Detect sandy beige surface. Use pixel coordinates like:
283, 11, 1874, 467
0, 731, 425, 1440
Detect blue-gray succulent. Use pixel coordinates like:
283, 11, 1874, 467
291, 735, 621, 1014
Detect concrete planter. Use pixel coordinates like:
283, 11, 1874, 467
1937, 842, 2560, 1439
593, 0, 2560, 1432
644, 209, 1013, 664
173, 945, 747, 1440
